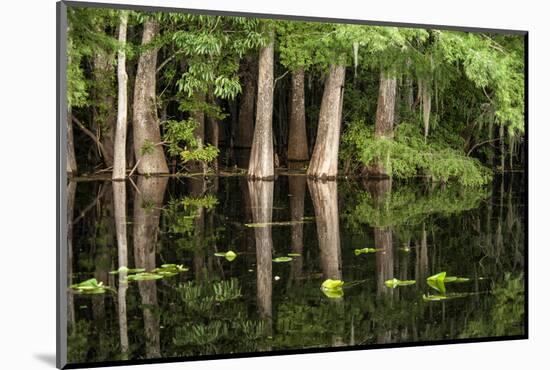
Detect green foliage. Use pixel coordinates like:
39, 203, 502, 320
214, 250, 237, 261
163, 119, 219, 165
70, 278, 113, 294
342, 121, 492, 186
385, 279, 416, 288
139, 139, 156, 156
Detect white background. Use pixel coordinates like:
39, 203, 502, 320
0, 0, 547, 368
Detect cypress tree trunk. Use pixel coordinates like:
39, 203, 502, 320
92, 41, 116, 168
370, 70, 397, 178
235, 55, 257, 148
288, 68, 308, 162
67, 107, 78, 176
248, 30, 275, 180
113, 11, 129, 180
188, 98, 206, 174
421, 81, 431, 139
133, 20, 168, 175
288, 175, 306, 284
307, 64, 346, 180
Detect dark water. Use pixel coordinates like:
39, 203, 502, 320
66, 173, 525, 365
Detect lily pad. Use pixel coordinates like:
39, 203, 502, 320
422, 292, 471, 302
321, 279, 344, 290
70, 278, 112, 294
321, 287, 344, 299
126, 272, 164, 281
287, 253, 301, 257
427, 278, 447, 293
384, 278, 416, 288
109, 266, 146, 275
214, 250, 237, 261
354, 248, 379, 256
152, 264, 189, 277
273, 256, 293, 263
321, 279, 344, 299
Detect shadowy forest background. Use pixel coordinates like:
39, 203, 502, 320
66, 6, 525, 185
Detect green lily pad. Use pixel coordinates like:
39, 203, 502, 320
321, 279, 344, 290
152, 264, 189, 274
422, 292, 471, 302
287, 253, 301, 257
215, 250, 237, 261
273, 256, 293, 263
354, 248, 379, 256
427, 278, 447, 293
109, 266, 146, 275
321, 287, 344, 299
70, 278, 113, 294
126, 272, 164, 281
384, 278, 416, 288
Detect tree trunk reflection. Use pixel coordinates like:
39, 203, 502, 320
288, 175, 306, 285
248, 180, 274, 334
133, 176, 167, 358
113, 181, 129, 355
308, 180, 341, 280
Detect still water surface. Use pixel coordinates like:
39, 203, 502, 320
66, 173, 525, 364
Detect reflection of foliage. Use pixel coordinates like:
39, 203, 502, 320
459, 273, 524, 338
344, 182, 488, 229
168, 279, 267, 355
164, 194, 218, 236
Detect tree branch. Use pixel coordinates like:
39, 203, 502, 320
72, 116, 107, 158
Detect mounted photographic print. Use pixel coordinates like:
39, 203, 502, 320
56, 1, 527, 368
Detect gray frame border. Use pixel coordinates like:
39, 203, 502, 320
56, 1, 528, 369
57, 1, 68, 368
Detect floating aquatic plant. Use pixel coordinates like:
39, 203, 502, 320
214, 250, 237, 261
354, 248, 379, 256
287, 253, 301, 257
70, 278, 113, 294
422, 292, 471, 302
273, 256, 293, 263
126, 272, 164, 281
384, 278, 416, 289
321, 279, 344, 299
152, 264, 189, 277
427, 272, 471, 292
109, 266, 146, 275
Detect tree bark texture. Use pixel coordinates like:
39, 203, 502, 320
288, 68, 309, 161
370, 71, 397, 177
113, 11, 129, 180
248, 180, 274, 324
112, 180, 129, 353
308, 180, 342, 279
307, 64, 346, 180
67, 108, 78, 176
248, 31, 275, 180
133, 20, 169, 175
288, 175, 306, 284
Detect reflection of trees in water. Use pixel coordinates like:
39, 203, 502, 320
288, 175, 306, 286
66, 175, 524, 362
67, 181, 77, 325
133, 176, 167, 359
248, 180, 274, 333
308, 180, 341, 280
112, 181, 129, 355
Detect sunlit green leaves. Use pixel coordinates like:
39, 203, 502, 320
215, 250, 237, 261
272, 256, 293, 263
385, 278, 416, 289
70, 278, 112, 294
354, 247, 379, 255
